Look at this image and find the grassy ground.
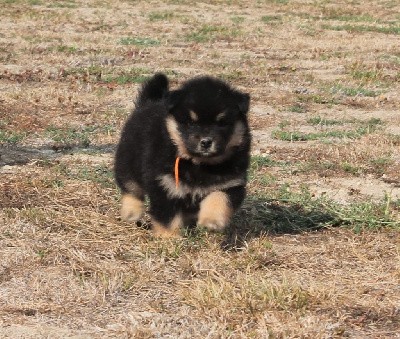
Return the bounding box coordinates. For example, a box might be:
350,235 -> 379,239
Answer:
1,0 -> 399,337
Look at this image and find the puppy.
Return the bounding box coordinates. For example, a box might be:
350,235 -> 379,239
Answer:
114,73 -> 251,237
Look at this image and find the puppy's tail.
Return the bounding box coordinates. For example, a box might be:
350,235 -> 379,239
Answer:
136,73 -> 169,106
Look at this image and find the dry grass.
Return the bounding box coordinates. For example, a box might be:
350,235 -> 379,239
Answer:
1,0 -> 400,337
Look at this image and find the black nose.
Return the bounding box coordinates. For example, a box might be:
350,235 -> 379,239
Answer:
200,137 -> 213,150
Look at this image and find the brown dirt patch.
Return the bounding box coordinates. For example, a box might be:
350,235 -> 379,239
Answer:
1,0 -> 400,337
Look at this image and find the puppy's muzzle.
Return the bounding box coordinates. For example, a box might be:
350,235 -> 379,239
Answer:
200,137 -> 213,151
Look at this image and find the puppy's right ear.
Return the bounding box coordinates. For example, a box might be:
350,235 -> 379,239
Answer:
236,92 -> 250,115
168,90 -> 183,110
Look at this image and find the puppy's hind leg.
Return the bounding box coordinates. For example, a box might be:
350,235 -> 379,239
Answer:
120,181 -> 145,222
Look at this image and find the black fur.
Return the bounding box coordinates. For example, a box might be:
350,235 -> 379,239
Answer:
115,73 -> 251,234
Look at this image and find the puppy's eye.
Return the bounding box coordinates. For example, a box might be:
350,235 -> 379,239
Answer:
216,112 -> 227,125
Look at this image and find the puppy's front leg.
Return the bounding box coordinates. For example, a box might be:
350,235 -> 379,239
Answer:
120,180 -> 145,222
152,213 -> 183,238
121,193 -> 144,222
198,186 -> 246,232
198,191 -> 232,232
149,188 -> 182,238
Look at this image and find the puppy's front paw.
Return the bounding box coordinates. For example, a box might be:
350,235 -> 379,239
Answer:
198,191 -> 232,232
151,214 -> 182,238
198,216 -> 227,232
121,194 -> 144,222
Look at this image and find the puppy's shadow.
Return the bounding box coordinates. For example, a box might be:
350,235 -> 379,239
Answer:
0,144 -> 115,167
222,196 -> 339,250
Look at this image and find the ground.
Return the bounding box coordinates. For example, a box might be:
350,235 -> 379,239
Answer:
0,0 -> 399,338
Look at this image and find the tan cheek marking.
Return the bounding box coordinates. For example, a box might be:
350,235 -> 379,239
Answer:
121,193 -> 144,222
216,112 -> 226,122
190,110 -> 198,122
198,191 -> 233,232
226,121 -> 246,148
151,213 -> 182,238
165,116 -> 191,159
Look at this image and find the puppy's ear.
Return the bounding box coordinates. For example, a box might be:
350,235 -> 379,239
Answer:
136,73 -> 169,106
235,92 -> 250,115
168,90 -> 183,110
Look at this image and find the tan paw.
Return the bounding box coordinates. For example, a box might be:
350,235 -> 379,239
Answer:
151,214 -> 182,238
197,191 -> 232,232
121,194 -> 144,222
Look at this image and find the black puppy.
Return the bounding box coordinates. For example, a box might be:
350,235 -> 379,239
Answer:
115,73 -> 251,237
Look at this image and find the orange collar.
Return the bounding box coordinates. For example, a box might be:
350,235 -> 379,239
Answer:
174,157 -> 180,188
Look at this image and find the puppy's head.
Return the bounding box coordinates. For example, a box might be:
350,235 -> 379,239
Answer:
165,76 -> 250,162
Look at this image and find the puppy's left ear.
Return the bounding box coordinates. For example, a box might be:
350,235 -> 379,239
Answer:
235,92 -> 250,115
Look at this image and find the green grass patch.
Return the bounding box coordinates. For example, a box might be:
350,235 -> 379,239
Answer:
3,0 -> 44,4
347,62 -> 385,84
54,45 -> 79,54
0,0 -> 42,3
319,50 -> 348,61
0,118 -> 27,144
185,24 -> 240,43
250,155 -> 276,171
272,130 -> 340,141
379,53 -> 400,64
148,11 -> 175,21
234,186 -> 338,235
249,156 -> 275,175
297,93 -> 339,105
350,69 -> 382,82
307,116 -> 347,126
321,11 -> 378,23
369,157 -> 393,175
322,24 -> 400,35
45,126 -> 95,148
61,65 -> 102,78
73,164 -> 115,188
272,118 -> 383,142
230,16 -> 245,24
46,161 -> 115,189
289,104 -> 307,113
61,66 -> 151,85
217,70 -> 245,81
248,156 -> 281,189
334,196 -> 399,232
330,84 -> 380,97
103,67 -> 150,85
281,128 -> 363,141
119,37 -> 160,46
0,130 -> 26,144
234,181 -> 399,237
341,162 -> 360,175
103,74 -> 148,85
261,15 -> 282,24
47,0 -> 76,8
269,0 -> 288,4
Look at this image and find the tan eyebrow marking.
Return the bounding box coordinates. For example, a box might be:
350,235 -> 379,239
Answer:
216,112 -> 226,122
189,110 -> 198,121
